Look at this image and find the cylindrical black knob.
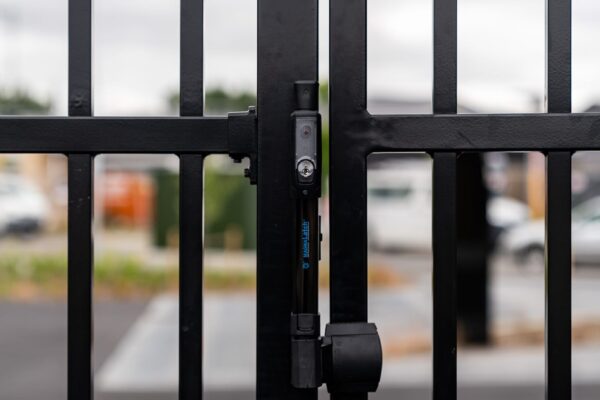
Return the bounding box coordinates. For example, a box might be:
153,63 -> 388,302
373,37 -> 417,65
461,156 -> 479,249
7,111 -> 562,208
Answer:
322,322 -> 383,394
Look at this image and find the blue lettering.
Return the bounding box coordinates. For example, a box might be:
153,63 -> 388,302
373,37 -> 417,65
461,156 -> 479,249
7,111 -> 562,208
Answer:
301,220 -> 310,265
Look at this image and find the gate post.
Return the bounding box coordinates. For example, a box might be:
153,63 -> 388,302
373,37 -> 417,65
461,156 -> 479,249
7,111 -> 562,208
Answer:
256,0 -> 318,399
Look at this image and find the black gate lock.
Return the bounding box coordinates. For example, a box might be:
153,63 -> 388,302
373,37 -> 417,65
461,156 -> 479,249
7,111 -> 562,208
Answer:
290,81 -> 382,394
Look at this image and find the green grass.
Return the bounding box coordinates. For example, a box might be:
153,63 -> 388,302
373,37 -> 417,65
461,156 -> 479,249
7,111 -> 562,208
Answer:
0,254 -> 256,300
0,253 -> 405,301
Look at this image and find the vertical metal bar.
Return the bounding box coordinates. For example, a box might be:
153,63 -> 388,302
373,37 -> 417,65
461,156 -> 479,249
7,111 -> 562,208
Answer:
179,154 -> 204,400
449,0 -> 488,346
330,0 -> 367,115
433,0 -> 457,399
179,1 -> 204,398
457,154 -> 489,345
257,0 -> 318,398
69,0 -> 93,117
432,153 -> 457,400
545,0 -> 572,399
545,152 -> 571,400
68,154 -> 94,400
329,154 -> 368,326
180,0 -> 204,116
68,1 -> 93,399
329,1 -> 368,399
329,0 -> 368,329
546,0 -> 571,114
449,0 -> 488,341
433,0 -> 457,114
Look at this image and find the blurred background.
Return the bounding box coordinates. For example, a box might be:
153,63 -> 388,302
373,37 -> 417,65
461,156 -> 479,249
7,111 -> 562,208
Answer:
1,0 -> 600,399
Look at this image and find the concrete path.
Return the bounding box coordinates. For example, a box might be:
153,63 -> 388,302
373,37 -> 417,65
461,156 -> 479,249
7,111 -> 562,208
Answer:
96,283 -> 600,399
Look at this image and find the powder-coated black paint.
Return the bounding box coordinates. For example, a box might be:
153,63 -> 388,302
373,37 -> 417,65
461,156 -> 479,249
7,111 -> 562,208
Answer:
1,0 -> 579,398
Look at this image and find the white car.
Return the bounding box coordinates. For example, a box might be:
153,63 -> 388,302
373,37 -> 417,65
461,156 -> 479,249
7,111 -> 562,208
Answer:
501,197 -> 600,265
367,161 -> 529,252
0,175 -> 50,236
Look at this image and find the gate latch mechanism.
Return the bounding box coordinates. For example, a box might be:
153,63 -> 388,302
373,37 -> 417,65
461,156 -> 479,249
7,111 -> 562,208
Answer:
291,317 -> 383,394
228,106 -> 258,184
290,81 -> 383,394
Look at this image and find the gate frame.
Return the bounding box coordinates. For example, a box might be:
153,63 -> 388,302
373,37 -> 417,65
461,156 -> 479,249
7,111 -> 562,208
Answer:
0,0 -> 578,399
329,0 -> 572,399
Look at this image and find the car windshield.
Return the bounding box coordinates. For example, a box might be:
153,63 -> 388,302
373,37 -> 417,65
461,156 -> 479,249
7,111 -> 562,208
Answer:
572,199 -> 600,222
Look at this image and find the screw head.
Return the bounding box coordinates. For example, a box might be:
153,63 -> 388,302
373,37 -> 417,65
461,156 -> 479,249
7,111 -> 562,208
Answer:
301,125 -> 312,138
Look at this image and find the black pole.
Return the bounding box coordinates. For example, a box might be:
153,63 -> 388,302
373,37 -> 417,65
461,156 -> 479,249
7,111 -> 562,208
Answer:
457,153 -> 489,344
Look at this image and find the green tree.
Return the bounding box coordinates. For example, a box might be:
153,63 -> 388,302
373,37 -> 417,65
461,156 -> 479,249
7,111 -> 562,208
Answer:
168,88 -> 256,114
0,90 -> 51,115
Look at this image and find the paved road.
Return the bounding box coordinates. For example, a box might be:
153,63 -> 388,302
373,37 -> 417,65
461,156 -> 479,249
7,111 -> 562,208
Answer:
2,296 -> 600,400
0,301 -> 146,400
4,250 -> 600,399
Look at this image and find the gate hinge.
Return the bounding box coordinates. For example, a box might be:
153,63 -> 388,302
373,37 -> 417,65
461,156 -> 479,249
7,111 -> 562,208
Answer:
291,315 -> 383,394
228,106 -> 258,184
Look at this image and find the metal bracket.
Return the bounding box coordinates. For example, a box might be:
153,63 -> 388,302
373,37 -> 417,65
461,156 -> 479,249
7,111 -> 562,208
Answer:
228,106 -> 258,184
291,314 -> 322,388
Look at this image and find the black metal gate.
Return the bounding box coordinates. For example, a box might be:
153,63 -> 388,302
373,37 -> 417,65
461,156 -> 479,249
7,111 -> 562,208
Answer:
0,0 -> 584,399
330,1 -> 573,400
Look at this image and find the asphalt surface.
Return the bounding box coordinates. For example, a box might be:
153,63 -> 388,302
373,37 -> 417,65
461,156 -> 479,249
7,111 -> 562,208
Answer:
3,250 -> 600,399
2,298 -> 600,400
0,301 -> 146,400
96,386 -> 600,400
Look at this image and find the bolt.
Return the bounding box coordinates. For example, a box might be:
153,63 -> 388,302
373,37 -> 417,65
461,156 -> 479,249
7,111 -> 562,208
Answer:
302,125 -> 312,137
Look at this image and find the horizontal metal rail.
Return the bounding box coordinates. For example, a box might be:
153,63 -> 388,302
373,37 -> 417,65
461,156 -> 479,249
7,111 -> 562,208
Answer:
330,112 -> 600,153
3,112 -> 600,154
0,117 -> 229,153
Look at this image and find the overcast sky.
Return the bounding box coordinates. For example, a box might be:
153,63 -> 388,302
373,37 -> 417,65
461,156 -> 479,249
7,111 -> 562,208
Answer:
1,0 -> 600,115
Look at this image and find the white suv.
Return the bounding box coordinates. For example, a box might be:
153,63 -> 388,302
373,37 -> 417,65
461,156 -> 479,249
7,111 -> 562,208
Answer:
0,175 -> 49,236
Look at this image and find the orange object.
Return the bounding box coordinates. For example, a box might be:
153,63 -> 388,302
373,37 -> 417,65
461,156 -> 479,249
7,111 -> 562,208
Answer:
101,172 -> 154,227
